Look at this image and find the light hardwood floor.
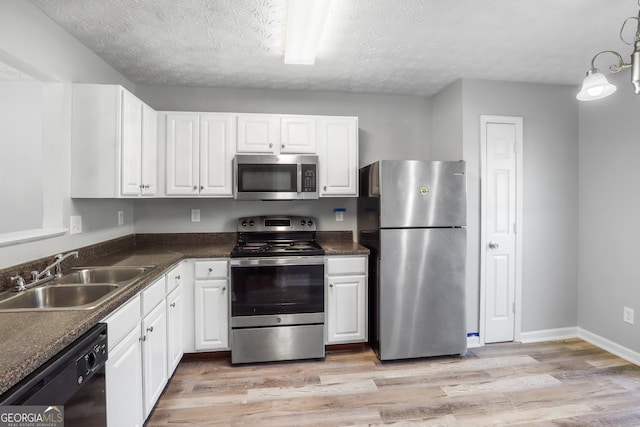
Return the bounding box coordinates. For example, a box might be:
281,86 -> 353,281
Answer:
146,339 -> 640,426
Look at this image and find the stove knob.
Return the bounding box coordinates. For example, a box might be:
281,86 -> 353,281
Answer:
241,221 -> 247,227
300,220 -> 306,226
307,220 -> 313,226
249,220 -> 255,227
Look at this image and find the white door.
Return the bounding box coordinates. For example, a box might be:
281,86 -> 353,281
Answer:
326,275 -> 366,344
317,117 -> 358,196
281,116 -> 317,153
166,113 -> 200,195
106,327 -> 144,427
481,116 -> 522,344
236,114 -> 279,153
166,286 -> 183,377
141,302 -> 168,418
140,104 -> 158,196
120,89 -> 143,196
200,113 -> 235,196
194,279 -> 229,351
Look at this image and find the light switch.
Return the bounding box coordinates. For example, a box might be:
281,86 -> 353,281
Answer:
70,215 -> 82,235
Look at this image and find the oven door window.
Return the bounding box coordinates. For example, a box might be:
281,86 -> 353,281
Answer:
231,264 -> 324,316
237,164 -> 297,192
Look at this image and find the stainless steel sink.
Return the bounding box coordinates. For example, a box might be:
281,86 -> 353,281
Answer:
0,265 -> 155,312
0,284 -> 119,311
55,266 -> 152,285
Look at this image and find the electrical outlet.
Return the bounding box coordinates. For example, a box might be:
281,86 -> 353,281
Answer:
118,211 -> 124,226
191,209 -> 200,223
624,307 -> 635,324
69,215 -> 82,235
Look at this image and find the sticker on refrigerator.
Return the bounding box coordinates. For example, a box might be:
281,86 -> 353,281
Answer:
420,186 -> 430,194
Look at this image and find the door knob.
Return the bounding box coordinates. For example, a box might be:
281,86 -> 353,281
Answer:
488,241 -> 499,249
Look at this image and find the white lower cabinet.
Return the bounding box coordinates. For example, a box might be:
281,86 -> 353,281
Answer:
103,262 -> 184,427
166,285 -> 183,376
194,259 -> 229,351
105,310 -> 144,427
141,300 -> 168,418
326,256 -> 368,344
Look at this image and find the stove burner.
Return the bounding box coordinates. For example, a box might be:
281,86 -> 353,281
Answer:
231,215 -> 325,258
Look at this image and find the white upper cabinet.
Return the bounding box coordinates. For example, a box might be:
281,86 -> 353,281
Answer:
200,114 -> 236,196
280,116 -> 317,153
236,114 -> 317,154
165,112 -> 235,197
318,117 -> 359,197
236,114 -> 280,153
71,84 -> 157,198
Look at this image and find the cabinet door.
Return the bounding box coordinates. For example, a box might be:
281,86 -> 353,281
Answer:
121,89 -> 144,196
106,327 -> 143,427
141,104 -> 158,196
327,275 -> 366,344
142,302 -> 168,418
236,114 -> 279,153
166,113 -> 200,195
194,279 -> 229,351
318,117 -> 358,196
166,286 -> 183,377
200,113 -> 236,196
281,116 -> 317,153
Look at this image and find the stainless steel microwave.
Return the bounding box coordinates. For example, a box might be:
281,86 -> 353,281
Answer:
233,154 -> 319,200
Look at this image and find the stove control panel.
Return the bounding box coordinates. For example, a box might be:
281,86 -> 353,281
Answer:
237,216 -> 317,232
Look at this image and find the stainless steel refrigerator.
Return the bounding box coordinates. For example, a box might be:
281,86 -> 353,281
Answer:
358,160 -> 467,360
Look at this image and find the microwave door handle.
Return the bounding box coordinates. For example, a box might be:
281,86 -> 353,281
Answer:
297,163 -> 302,193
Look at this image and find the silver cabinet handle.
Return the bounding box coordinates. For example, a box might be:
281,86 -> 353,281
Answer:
193,185 -> 198,190
269,143 -> 273,148
281,144 -> 285,149
208,268 -> 213,272
147,326 -> 154,333
329,283 -> 334,287
488,241 -> 499,249
175,275 -> 181,280
222,286 -> 226,292
323,186 -> 327,191
170,302 -> 176,308
200,185 -> 204,190
141,335 -> 146,342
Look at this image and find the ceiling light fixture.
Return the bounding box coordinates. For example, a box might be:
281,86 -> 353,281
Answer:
284,0 -> 333,65
577,0 -> 640,101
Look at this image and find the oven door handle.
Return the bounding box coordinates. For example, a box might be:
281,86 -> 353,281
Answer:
230,256 -> 325,267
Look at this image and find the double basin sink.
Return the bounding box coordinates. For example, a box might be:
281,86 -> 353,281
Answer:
0,266 -> 155,311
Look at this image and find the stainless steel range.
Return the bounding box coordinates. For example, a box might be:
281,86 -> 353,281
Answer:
230,216 -> 325,364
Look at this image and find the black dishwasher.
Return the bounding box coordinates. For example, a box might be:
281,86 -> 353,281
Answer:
0,323 -> 108,427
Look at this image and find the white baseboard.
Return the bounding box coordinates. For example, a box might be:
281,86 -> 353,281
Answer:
519,327 -> 578,343
578,327 -> 640,366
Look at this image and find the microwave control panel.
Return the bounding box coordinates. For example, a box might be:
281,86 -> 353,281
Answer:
302,164 -> 317,193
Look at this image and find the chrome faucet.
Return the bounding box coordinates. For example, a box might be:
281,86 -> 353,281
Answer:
12,251 -> 79,292
36,251 -> 79,280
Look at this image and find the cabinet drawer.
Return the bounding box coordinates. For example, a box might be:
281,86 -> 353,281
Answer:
165,264 -> 183,294
194,260 -> 227,279
141,277 -> 166,316
327,256 -> 366,275
103,294 -> 141,348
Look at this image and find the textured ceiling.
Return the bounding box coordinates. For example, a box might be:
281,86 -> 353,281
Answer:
29,0 -> 639,96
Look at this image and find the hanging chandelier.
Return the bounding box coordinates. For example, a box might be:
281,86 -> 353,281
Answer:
576,0 -> 640,101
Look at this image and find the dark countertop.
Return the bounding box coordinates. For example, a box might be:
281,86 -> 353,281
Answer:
0,234 -> 367,395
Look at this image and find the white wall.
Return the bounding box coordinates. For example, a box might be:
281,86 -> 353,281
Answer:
133,85 -> 433,234
0,1 -> 134,268
462,79 -> 579,334
578,71 -> 640,353
431,80 -> 463,161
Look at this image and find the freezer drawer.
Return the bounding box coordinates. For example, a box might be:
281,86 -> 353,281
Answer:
377,227 -> 467,360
